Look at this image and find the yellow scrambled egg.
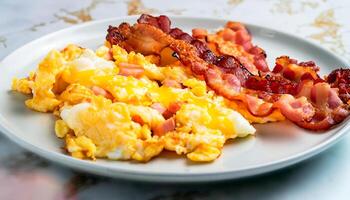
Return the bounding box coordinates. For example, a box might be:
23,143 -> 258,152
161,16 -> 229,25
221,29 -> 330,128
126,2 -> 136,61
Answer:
12,44 -> 255,162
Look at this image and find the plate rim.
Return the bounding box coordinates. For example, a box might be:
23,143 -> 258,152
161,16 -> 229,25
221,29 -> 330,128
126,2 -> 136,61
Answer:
0,15 -> 349,182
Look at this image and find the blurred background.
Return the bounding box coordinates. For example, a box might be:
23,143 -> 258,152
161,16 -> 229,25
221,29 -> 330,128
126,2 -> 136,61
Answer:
1,0 -> 350,199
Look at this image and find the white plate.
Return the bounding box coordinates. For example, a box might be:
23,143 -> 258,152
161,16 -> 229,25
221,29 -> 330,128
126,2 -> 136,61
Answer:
0,16 -> 349,182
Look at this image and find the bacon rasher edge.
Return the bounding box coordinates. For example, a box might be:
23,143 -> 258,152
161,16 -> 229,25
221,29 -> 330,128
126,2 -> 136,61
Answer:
106,14 -> 350,131
193,22 -> 269,75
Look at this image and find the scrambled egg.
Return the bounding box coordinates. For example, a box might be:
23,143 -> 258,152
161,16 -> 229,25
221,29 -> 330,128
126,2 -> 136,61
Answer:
12,44 -> 256,162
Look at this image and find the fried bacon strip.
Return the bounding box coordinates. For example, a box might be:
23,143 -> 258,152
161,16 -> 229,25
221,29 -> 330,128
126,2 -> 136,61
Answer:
248,56 -> 349,130
327,69 -> 350,104
106,14 -> 350,131
195,22 -> 269,75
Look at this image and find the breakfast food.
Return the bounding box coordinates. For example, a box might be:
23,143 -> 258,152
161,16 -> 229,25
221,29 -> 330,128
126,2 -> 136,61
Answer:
12,14 -> 349,163
12,44 -> 255,162
106,14 -> 349,130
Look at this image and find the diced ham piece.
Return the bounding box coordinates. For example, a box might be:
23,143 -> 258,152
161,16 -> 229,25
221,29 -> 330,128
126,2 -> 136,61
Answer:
118,62 -> 145,78
118,62 -> 142,68
162,79 -> 182,88
153,117 -> 176,136
150,103 -> 167,114
91,86 -> 114,100
163,102 -> 183,119
132,115 -> 145,125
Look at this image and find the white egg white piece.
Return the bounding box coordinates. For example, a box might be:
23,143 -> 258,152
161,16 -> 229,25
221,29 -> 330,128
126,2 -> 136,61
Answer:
70,49 -> 115,71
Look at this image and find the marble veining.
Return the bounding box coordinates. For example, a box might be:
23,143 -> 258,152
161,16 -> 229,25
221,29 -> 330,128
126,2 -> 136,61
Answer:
309,9 -> 347,58
127,0 -> 157,15
270,0 -> 321,15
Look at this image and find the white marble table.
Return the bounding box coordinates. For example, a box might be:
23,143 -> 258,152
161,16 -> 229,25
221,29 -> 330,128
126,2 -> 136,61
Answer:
1,0 -> 350,199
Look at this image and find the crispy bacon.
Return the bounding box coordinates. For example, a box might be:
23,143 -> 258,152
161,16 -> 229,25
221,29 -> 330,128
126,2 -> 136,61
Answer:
245,74 -> 298,95
107,22 -> 171,55
275,95 -> 315,123
244,94 -> 275,117
204,22 -> 269,74
214,56 -> 252,84
192,28 -> 208,39
271,58 -> 349,130
295,107 -> 349,131
106,14 -> 350,131
204,67 -> 242,99
274,56 -> 320,81
326,68 -> 350,104
138,14 -> 171,33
